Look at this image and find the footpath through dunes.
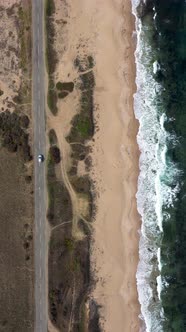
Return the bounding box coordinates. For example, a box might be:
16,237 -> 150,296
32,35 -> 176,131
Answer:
45,0 -> 100,331
0,1 -> 34,331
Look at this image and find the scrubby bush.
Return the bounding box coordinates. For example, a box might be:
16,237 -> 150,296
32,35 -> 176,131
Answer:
58,91 -> 68,99
48,129 -> 57,145
49,146 -> 61,164
20,115 -> 30,128
0,111 -> 32,161
56,81 -> 74,92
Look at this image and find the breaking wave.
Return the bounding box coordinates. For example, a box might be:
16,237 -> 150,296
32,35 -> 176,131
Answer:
131,1 -> 180,331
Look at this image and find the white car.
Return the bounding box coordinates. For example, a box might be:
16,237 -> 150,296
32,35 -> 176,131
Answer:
38,154 -> 44,163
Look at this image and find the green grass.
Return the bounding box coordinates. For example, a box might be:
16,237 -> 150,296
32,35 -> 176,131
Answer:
67,110 -> 93,143
18,6 -> 31,71
45,0 -> 58,114
45,0 -> 56,74
76,117 -> 91,138
47,79 -> 58,115
46,0 -> 55,17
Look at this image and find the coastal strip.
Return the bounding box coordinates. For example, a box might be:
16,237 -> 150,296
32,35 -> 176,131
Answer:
91,0 -> 141,331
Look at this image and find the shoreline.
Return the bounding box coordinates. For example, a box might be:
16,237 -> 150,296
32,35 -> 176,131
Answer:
91,0 -> 141,331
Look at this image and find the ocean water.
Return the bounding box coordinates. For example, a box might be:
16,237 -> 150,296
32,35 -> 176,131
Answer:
132,0 -> 186,331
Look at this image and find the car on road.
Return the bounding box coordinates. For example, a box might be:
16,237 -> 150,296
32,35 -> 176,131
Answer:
38,154 -> 44,163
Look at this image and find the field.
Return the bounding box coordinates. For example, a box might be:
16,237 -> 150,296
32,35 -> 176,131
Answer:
0,1 -> 34,330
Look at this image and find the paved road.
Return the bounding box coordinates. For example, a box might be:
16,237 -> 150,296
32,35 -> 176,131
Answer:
32,1 -> 47,331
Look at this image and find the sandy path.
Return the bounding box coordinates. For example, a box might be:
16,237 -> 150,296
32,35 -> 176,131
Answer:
90,1 -> 141,331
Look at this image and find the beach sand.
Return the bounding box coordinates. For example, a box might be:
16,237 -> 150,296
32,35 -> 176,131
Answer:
90,1 -> 141,331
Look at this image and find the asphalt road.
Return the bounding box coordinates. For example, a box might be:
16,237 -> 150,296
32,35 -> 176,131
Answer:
32,0 -> 47,331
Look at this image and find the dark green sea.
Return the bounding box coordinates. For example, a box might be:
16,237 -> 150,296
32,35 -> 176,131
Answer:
132,0 -> 186,331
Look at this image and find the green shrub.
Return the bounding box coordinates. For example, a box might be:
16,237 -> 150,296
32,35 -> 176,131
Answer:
47,79 -> 58,115
56,81 -> 74,92
48,129 -> 57,145
0,111 -> 32,161
64,238 -> 74,251
49,146 -> 61,164
46,0 -> 55,17
58,91 -> 69,99
20,115 -> 30,128
74,55 -> 95,72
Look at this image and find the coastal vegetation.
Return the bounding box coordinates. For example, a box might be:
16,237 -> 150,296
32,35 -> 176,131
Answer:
45,1 -> 101,328
0,2 -> 34,330
0,111 -> 32,161
46,49 -> 100,331
47,130 -> 93,330
45,0 -> 58,115
67,68 -> 95,144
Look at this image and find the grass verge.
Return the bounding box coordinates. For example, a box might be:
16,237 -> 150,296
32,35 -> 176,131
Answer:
45,0 -> 58,115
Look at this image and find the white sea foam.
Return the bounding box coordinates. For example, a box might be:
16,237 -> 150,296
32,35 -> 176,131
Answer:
153,60 -> 160,74
157,275 -> 162,300
131,1 -> 180,331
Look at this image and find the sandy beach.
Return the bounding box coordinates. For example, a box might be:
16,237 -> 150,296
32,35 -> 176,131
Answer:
90,1 -> 141,331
